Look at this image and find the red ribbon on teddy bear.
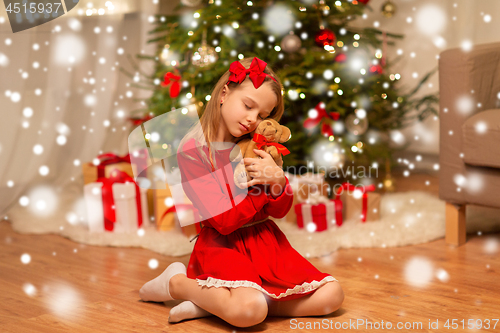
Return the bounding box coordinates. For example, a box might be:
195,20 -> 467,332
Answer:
252,133 -> 290,156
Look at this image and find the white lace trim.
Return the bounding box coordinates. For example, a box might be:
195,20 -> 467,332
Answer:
196,275 -> 338,299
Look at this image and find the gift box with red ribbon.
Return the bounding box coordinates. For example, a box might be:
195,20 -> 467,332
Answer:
154,186 -> 176,232
334,182 -> 381,224
84,169 -> 148,233
294,199 -> 343,232
283,172 -> 330,224
82,152 -> 147,185
152,175 -> 202,238
155,191 -> 203,237
163,203 -> 202,239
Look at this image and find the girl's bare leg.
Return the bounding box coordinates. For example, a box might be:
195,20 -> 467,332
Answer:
169,274 -> 268,328
266,281 -> 344,317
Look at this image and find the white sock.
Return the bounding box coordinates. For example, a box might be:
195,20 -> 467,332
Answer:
168,301 -> 212,323
139,262 -> 186,302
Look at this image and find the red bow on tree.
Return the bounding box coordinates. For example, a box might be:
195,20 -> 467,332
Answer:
252,133 -> 290,156
369,64 -> 383,74
335,53 -> 347,63
161,71 -> 181,98
227,57 -> 277,89
303,102 -> 340,137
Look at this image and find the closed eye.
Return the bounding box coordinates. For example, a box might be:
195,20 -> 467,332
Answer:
244,103 -> 265,119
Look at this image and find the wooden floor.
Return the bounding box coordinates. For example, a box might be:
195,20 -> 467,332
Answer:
1,172 -> 499,332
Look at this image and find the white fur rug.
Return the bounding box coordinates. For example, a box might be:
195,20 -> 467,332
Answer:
7,182 -> 500,258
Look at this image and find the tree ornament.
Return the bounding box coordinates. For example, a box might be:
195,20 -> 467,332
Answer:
381,0 -> 397,18
181,0 -> 203,7
318,3 -> 329,12
335,53 -> 347,63
192,29 -> 218,67
281,33 -> 302,53
345,113 -> 368,135
304,102 -> 340,137
314,28 -> 336,47
192,44 -> 217,67
369,64 -> 383,74
316,0 -> 330,13
161,70 -> 181,98
357,0 -> 370,4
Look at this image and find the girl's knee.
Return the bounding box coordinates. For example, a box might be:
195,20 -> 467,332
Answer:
227,291 -> 268,327
331,281 -> 344,307
318,281 -> 344,315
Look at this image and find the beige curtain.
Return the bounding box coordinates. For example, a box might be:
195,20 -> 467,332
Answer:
0,0 -> 159,216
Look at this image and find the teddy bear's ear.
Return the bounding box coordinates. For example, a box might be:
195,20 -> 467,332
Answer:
278,125 -> 291,143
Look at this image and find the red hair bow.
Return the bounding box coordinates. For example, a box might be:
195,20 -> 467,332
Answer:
227,57 -> 277,89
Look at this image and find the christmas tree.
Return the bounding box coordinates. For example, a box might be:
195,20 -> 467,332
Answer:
121,0 -> 438,186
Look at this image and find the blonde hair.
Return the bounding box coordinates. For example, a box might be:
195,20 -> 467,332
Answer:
178,58 -> 285,170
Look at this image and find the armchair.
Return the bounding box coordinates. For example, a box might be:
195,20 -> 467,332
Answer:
439,42 -> 500,246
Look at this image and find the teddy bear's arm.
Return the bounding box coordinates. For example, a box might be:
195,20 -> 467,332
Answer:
229,140 -> 251,162
265,146 -> 280,161
275,154 -> 283,168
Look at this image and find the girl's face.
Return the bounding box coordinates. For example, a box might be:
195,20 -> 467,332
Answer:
217,78 -> 278,142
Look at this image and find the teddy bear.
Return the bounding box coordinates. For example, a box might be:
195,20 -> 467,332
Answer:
229,118 -> 291,189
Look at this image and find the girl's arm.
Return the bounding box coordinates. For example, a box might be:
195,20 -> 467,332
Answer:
263,176 -> 294,219
269,170 -> 286,198
178,142 -> 270,235
240,149 -> 294,219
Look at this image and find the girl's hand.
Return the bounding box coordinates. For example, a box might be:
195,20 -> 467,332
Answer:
241,149 -> 285,188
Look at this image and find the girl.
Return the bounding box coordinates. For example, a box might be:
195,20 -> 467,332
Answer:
139,57 -> 344,327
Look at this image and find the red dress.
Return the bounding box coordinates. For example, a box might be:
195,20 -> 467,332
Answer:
178,138 -> 337,301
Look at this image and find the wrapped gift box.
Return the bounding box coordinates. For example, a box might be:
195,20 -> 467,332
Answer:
154,186 -> 176,231
152,170 -> 202,237
294,199 -> 342,232
84,172 -> 148,233
284,172 -> 330,224
83,161 -> 134,185
172,203 -> 202,239
82,153 -> 137,185
339,192 -> 380,222
155,191 -> 202,237
336,183 -> 381,222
